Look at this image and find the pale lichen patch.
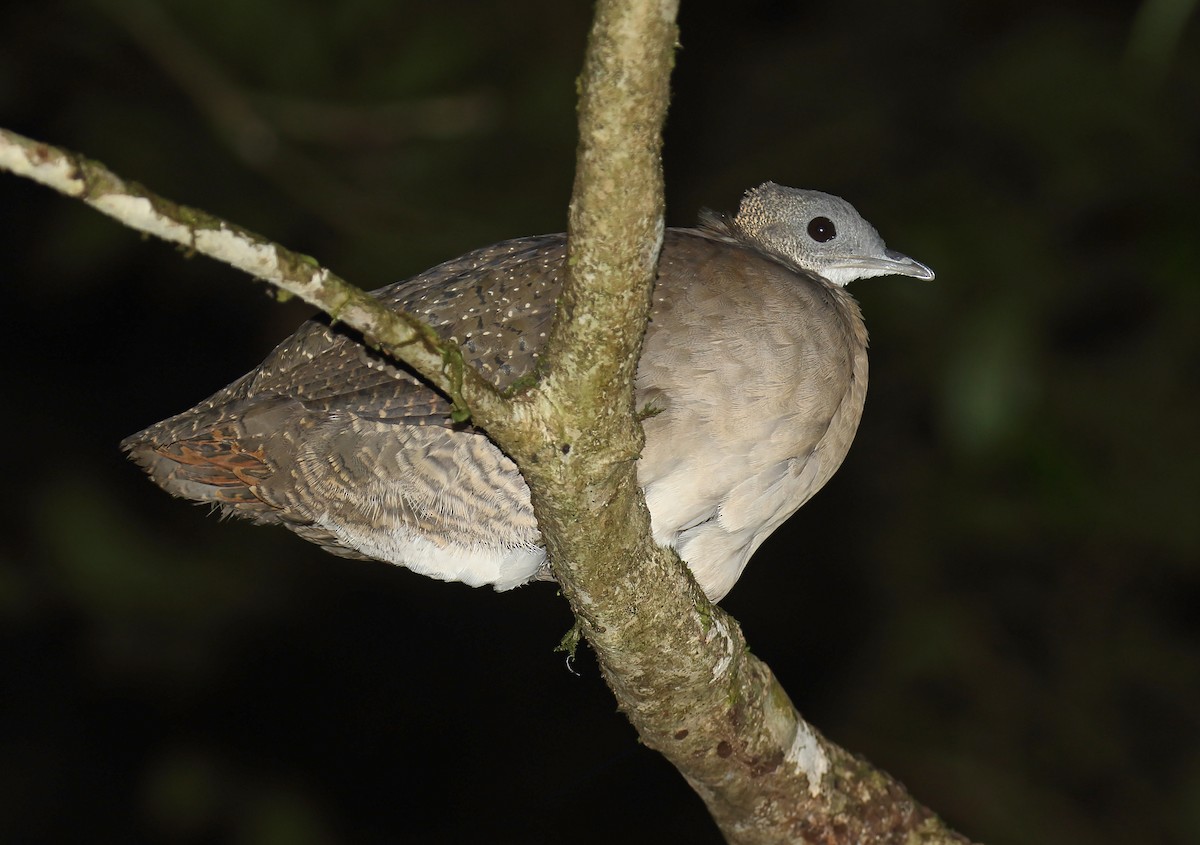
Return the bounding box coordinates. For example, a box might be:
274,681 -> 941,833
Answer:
195,226 -> 281,279
0,136 -> 84,194
92,194 -> 190,244
704,613 -> 735,680
785,720 -> 829,797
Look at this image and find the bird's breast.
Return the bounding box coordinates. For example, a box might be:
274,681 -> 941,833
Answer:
635,233 -> 869,555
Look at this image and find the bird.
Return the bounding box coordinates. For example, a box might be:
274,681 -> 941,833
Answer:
123,183 -> 933,601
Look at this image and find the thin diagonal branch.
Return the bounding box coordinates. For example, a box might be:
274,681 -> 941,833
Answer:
0,126 -> 504,425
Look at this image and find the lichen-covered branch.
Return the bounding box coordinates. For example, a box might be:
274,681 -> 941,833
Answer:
0,126 -> 504,425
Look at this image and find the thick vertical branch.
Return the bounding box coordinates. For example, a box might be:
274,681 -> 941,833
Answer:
486,0 -> 685,630
476,3 -> 979,844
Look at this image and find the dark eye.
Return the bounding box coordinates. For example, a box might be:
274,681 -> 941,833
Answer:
807,216 -> 836,243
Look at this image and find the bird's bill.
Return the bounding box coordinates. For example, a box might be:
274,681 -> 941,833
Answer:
834,250 -> 936,281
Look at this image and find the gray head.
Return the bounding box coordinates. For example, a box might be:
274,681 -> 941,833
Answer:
732,182 -> 934,287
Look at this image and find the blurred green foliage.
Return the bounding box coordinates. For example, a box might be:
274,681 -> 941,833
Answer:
1,1 -> 1197,843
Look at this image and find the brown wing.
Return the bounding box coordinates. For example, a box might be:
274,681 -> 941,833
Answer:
121,234 -> 567,550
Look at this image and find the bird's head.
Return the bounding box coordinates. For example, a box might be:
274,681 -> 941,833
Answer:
732,182 -> 935,287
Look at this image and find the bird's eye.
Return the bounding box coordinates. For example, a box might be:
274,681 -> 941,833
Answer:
807,216 -> 836,243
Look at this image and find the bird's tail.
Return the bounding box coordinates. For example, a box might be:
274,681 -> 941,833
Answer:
120,371 -> 283,515
122,421 -> 274,511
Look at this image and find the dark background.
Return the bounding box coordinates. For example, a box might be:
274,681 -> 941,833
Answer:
2,1 -> 1198,843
